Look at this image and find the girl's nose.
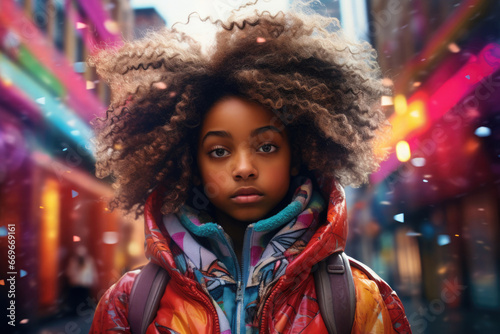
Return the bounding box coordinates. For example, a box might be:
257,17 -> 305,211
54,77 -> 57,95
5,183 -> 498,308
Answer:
232,151 -> 257,180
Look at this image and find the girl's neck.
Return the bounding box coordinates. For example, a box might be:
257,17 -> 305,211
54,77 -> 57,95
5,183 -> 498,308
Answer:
215,210 -> 248,262
213,193 -> 292,262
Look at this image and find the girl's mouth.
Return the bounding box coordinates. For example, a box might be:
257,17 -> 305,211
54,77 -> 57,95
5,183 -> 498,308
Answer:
230,187 -> 264,204
230,194 -> 264,204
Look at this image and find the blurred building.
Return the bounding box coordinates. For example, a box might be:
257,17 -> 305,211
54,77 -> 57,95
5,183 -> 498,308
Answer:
343,0 -> 500,332
0,0 -> 137,331
133,7 -> 166,39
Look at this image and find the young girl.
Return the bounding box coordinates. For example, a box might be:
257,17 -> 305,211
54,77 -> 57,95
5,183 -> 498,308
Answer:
89,4 -> 411,334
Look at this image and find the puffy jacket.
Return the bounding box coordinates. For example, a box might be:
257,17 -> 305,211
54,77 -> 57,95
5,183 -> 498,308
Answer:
90,178 -> 411,333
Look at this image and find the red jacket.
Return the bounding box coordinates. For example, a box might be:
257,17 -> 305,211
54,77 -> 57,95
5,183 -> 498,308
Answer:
90,179 -> 411,333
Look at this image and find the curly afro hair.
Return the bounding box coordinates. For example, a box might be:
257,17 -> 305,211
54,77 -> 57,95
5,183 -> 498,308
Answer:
89,6 -> 389,217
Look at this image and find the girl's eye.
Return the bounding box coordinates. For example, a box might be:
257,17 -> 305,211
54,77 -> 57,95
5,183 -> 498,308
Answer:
209,148 -> 230,158
258,144 -> 277,153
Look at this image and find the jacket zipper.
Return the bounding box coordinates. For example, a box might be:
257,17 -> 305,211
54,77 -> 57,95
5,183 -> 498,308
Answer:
216,225 -> 244,334
188,281 -> 220,333
236,224 -> 253,334
260,278 -> 285,333
217,225 -> 255,334
236,279 -> 243,334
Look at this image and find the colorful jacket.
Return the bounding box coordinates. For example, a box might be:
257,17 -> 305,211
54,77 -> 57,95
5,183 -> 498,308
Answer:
90,177 -> 411,333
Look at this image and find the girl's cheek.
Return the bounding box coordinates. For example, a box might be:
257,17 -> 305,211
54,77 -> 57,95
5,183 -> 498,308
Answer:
202,168 -> 232,192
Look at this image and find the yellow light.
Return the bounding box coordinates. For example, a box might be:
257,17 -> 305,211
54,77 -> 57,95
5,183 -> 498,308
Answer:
396,141 -> 411,162
128,242 -> 142,256
394,94 -> 407,115
104,20 -> 119,34
39,178 -> 60,307
1,77 -> 13,87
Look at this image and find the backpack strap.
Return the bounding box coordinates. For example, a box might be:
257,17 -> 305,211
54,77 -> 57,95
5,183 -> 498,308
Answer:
313,251 -> 356,334
128,262 -> 170,334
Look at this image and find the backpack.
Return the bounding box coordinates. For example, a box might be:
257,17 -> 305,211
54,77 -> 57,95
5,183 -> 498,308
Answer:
128,251 -> 356,334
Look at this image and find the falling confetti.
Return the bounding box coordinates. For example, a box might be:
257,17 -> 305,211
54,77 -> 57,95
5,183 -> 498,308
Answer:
437,235 -> 450,246
465,75 -> 470,79
0,280 -> 4,285
73,235 -> 81,242
394,213 -> 405,223
475,126 -> 491,137
36,97 -> 46,105
0,226 -> 7,236
20,270 -> 27,277
256,37 -> 266,43
72,190 -> 79,198
448,42 -> 460,53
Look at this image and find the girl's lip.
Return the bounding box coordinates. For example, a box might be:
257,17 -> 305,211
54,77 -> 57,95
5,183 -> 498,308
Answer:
230,194 -> 264,204
231,187 -> 263,197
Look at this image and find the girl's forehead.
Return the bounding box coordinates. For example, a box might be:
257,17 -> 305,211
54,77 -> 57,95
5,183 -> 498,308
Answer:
200,96 -> 284,134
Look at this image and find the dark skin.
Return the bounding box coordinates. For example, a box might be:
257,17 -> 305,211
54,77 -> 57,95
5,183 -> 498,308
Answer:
196,96 -> 297,260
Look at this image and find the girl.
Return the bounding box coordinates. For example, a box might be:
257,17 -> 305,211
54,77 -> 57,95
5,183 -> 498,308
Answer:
89,4 -> 411,334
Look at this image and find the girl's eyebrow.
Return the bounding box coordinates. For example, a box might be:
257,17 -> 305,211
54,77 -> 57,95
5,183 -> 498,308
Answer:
201,130 -> 232,144
250,125 -> 283,137
201,126 -> 283,144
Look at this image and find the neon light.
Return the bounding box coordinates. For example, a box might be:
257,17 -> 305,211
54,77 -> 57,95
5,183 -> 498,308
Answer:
381,96 -> 393,106
394,0 -> 488,94
0,1 -> 107,121
372,43 -> 500,183
396,141 -> 411,162
39,178 -> 60,307
394,94 -> 407,115
0,54 -> 94,154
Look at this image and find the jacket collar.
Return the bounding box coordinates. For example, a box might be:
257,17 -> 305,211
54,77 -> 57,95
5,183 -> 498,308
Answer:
143,176 -> 347,281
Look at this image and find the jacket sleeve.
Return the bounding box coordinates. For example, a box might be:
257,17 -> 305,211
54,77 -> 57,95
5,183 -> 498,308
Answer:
90,270 -> 139,334
349,261 -> 411,334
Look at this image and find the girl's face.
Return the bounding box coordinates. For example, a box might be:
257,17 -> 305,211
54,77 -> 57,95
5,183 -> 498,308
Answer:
197,96 -> 293,223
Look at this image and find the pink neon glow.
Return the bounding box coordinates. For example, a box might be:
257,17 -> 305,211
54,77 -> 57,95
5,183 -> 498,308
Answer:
372,43 -> 500,184
0,1 -> 107,121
